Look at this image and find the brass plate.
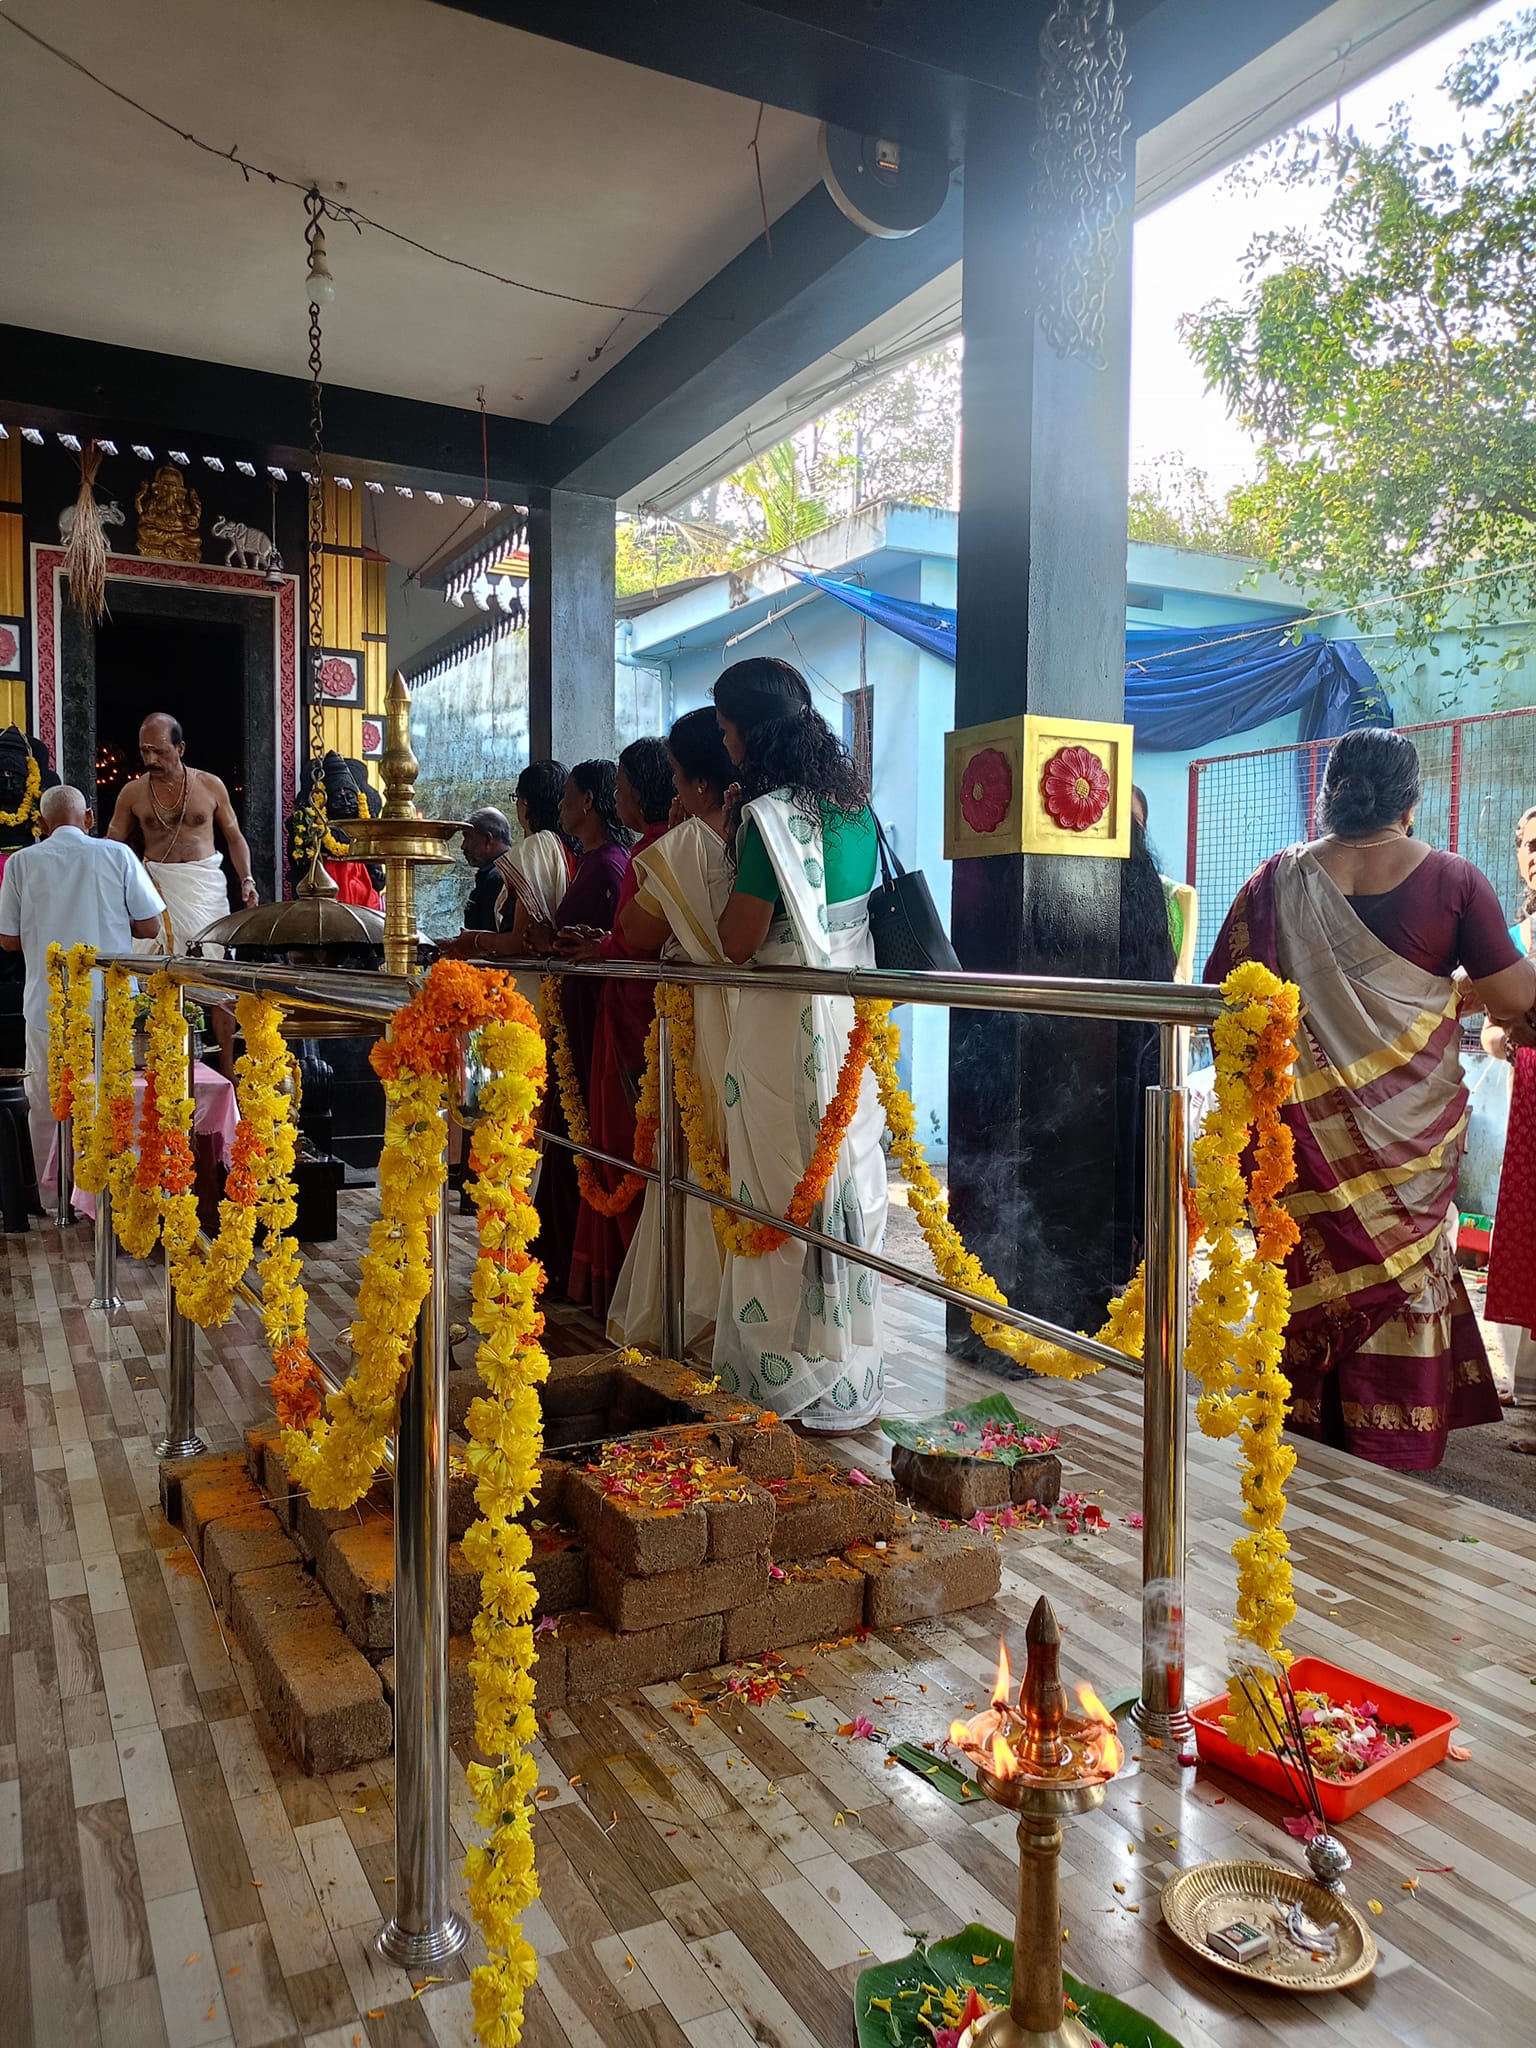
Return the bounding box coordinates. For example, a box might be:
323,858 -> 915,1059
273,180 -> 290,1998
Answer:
1160,1860 -> 1378,1993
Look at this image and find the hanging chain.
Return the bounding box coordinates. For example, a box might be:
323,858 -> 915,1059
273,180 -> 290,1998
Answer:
304,189 -> 328,822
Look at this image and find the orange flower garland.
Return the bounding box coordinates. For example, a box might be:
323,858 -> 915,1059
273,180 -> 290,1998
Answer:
539,979 -> 660,1218
736,1004 -> 877,1257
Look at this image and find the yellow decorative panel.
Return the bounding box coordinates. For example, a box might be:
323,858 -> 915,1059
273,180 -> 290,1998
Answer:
315,480 -> 373,760
944,714 -> 1133,861
0,681 -> 26,731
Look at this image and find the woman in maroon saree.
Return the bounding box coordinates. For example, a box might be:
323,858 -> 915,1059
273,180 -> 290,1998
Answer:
533,761 -> 633,1300
558,739 -> 676,1318
1207,730 -> 1536,1471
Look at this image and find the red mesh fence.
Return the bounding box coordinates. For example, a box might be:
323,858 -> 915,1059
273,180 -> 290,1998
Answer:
1187,707 -> 1536,946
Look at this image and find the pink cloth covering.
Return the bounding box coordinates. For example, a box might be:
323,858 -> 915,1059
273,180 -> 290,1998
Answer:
46,1061 -> 238,1218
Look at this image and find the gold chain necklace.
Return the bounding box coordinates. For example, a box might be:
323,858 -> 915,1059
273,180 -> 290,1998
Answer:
147,766 -> 189,831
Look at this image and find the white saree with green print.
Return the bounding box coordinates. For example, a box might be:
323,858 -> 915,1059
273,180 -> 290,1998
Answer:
712,791 -> 888,1428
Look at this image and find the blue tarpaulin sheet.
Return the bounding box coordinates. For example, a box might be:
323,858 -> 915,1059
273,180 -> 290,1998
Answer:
787,569 -> 1388,748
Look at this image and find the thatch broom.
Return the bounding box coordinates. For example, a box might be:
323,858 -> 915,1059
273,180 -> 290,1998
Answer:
62,442 -> 110,622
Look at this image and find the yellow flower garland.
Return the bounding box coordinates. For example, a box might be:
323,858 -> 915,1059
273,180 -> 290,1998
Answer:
856,967 -> 1301,1684
157,990 -> 303,1329
539,975 -> 664,1216
78,964 -> 136,1199
0,751 -> 41,831
46,940 -> 98,1125
652,979 -> 880,1260
458,997 -> 548,2048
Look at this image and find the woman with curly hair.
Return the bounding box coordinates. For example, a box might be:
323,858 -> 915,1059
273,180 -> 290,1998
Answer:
557,738 -> 676,1315
709,657 -> 887,1430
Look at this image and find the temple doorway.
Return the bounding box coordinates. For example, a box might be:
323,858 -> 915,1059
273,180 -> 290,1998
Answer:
48,561 -> 287,897
92,615 -> 246,868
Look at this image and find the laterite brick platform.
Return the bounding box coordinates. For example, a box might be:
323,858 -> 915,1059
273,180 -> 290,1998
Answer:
161,1350 -> 1013,1772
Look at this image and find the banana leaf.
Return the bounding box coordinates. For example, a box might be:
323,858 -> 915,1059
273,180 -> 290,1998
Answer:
855,1924 -> 1183,2048
880,1394 -> 1056,1467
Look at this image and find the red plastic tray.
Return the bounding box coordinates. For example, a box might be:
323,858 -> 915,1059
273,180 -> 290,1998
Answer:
1190,1656 -> 1459,1821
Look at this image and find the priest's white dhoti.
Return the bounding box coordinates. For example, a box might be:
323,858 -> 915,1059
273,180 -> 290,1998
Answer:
135,854 -> 231,957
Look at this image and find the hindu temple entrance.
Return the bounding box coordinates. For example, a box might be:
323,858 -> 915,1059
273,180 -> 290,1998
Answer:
50,565 -> 285,896
92,612 -> 245,865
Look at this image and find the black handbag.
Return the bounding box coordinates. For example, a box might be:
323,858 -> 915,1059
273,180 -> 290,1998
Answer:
866,814 -> 962,973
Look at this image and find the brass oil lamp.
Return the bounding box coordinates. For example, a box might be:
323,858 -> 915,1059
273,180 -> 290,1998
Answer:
947,1597 -> 1124,2048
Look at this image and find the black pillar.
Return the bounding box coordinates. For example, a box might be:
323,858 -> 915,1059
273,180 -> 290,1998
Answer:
947,91 -> 1133,1336
528,487 -> 617,767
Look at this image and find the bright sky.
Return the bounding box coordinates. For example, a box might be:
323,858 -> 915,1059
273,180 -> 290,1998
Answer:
1128,0 -> 1530,493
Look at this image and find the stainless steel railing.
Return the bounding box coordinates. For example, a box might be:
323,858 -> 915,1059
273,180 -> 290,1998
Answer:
90,949 -> 1215,1961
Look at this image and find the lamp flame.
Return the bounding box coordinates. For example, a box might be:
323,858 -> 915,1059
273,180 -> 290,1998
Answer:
1076,1685 -> 1124,1776
990,1638 -> 1013,1708
991,1733 -> 1018,1780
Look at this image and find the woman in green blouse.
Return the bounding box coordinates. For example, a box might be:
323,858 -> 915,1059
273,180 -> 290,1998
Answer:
709,658 -> 888,1431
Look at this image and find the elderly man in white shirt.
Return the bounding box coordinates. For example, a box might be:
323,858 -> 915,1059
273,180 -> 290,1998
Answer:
0,784 -> 166,1182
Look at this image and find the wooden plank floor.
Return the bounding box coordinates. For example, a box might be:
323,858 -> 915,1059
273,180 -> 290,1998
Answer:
3,1204 -> 1535,2048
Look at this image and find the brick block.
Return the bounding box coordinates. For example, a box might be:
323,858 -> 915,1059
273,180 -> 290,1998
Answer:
543,1353 -> 619,1420
446,1367 -> 481,1437
848,1474 -> 899,1545
770,1473 -> 858,1561
382,1635 -> 478,1745
243,1422 -> 283,1484
563,1611 -> 723,1703
237,1566 -> 392,1775
319,1522 -> 396,1653
295,1493 -> 366,1567
526,1456 -> 568,1526
888,1446 -> 1011,1522
854,1526 -> 1002,1629
1009,1453 -> 1063,1510
704,1483 -> 776,1561
721,1558 -> 866,1660
162,1454 -> 266,1564
260,1441 -> 301,1531
448,1468 -> 477,1541
590,1551 -> 767,1633
202,1506 -> 297,1611
449,1542 -> 481,1636
729,1417 -> 799,1483
565,1469 -> 708,1577
530,1531 -> 587,1616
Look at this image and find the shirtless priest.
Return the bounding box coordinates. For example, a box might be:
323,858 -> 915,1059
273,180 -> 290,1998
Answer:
108,712 -> 258,1068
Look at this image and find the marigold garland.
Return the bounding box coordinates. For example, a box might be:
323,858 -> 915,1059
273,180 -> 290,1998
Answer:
45,940 -> 98,1123
0,751 -> 41,831
78,964 -> 137,1201
648,979 -> 876,1258
457,987 -> 549,2048
538,976 -> 660,1216
152,988 -> 308,1330
858,965 -> 1302,1706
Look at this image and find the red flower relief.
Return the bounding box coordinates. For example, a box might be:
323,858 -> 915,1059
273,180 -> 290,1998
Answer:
0,626 -> 18,668
1040,744 -> 1111,831
958,746 -> 1014,835
317,655 -> 357,700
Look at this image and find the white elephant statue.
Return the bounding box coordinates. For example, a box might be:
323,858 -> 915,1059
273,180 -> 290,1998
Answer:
58,500 -> 125,543
211,516 -> 275,572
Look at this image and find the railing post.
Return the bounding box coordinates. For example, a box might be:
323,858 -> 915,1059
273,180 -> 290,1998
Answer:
655,1009 -> 687,1361
1132,1021 -> 1193,1742
89,987 -> 122,1315
376,1180 -> 469,1969
54,1113 -> 76,1227
156,992 -> 205,1459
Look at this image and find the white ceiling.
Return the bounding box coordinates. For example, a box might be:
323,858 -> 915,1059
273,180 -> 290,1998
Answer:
0,0 -> 824,422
